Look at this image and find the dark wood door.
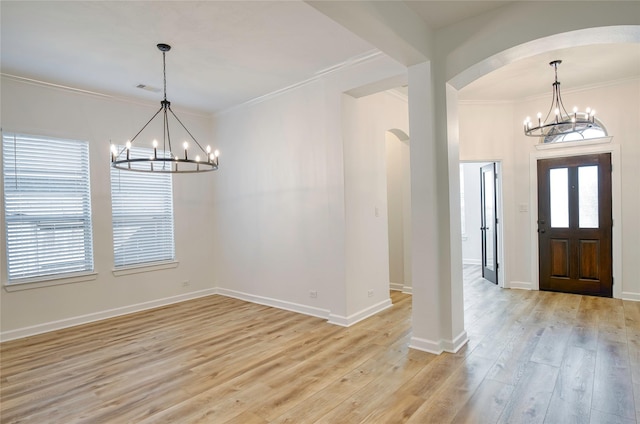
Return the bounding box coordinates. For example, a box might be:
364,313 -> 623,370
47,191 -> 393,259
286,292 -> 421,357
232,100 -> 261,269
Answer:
537,153 -> 612,297
481,163 -> 498,285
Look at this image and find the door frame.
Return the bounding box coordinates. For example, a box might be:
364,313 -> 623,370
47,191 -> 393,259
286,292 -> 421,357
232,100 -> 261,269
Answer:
528,139 -> 622,298
460,160 -> 505,288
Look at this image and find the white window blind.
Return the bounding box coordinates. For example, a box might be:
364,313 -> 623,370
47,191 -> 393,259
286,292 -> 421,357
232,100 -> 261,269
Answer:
2,133 -> 94,282
110,146 -> 175,268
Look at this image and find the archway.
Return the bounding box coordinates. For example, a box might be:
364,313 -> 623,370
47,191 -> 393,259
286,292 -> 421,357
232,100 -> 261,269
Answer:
446,26 -> 640,301
385,129 -> 411,294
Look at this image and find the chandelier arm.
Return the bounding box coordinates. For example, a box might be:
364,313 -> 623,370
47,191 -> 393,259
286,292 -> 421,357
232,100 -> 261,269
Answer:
167,106 -> 207,153
554,83 -> 570,118
163,106 -> 173,156
129,105 -> 164,145
542,84 -> 557,124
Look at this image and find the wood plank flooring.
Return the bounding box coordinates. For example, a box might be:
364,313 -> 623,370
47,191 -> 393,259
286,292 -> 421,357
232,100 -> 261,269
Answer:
1,265 -> 638,423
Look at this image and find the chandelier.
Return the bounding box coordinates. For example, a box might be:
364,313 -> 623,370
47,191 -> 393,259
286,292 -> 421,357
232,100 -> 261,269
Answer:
523,60 -> 603,141
111,43 -> 219,173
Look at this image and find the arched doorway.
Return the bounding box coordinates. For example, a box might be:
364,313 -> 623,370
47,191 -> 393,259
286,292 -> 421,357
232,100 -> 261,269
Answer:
447,26 -> 639,301
385,129 -> 411,294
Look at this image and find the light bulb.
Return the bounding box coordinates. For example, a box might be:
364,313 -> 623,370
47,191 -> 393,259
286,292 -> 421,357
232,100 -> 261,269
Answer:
586,107 -> 591,114
206,145 -> 211,153
573,106 -> 578,113
152,139 -> 158,148
214,150 -> 220,158
590,109 -> 596,116
554,108 -> 559,115
183,141 -> 188,150
195,155 -> 201,162
537,112 -> 542,119
111,144 -> 117,154
125,140 -> 132,149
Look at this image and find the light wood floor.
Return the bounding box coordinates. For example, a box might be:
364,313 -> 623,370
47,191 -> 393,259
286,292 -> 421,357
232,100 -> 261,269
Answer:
1,266 -> 639,423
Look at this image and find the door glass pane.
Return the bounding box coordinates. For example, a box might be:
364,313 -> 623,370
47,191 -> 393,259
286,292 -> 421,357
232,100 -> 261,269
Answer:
579,165 -> 599,228
483,169 -> 494,271
550,168 -> 569,228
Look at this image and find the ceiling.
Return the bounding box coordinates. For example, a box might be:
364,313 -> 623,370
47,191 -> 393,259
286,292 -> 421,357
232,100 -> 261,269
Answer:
1,1 -> 638,113
405,1 -> 511,30
459,43 -> 640,101
0,1 -> 376,114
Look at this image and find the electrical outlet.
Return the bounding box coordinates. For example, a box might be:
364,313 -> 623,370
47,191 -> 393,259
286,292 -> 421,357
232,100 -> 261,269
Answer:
309,290 -> 318,299
182,280 -> 190,287
367,289 -> 374,297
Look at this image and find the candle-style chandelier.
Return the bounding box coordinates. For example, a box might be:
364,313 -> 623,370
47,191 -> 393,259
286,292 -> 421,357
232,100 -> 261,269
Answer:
111,43 -> 219,173
523,60 -> 605,142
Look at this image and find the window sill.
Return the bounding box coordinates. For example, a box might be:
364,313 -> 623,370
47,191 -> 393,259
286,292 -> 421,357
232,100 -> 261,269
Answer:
112,260 -> 179,277
4,272 -> 98,292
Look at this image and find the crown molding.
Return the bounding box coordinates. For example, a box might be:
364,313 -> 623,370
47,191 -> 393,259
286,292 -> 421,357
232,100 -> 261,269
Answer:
217,49 -> 384,115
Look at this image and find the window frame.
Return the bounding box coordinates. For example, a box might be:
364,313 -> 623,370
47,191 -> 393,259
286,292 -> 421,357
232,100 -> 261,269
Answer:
109,145 -> 176,271
2,132 -> 95,286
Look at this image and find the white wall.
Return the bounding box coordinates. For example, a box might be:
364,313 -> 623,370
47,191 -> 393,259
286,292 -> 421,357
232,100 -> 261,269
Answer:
0,76 -> 217,339
210,79 -> 344,318
211,56 -> 407,324
458,78 -> 640,298
342,90 -> 409,316
460,162 -> 485,265
386,132 -> 405,288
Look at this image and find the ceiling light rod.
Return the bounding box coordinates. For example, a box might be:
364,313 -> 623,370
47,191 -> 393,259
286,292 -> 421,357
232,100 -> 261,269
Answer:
523,60 -> 597,138
111,43 -> 219,173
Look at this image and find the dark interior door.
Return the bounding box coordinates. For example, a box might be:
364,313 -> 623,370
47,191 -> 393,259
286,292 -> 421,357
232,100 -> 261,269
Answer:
481,163 -> 498,285
537,153 -> 612,297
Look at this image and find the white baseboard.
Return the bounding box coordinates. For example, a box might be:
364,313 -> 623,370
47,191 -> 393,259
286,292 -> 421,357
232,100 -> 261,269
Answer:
442,330 -> 469,353
390,282 -> 413,295
409,336 -> 444,354
328,298 -> 393,327
409,330 -> 468,355
0,288 -> 219,342
389,282 -> 404,292
463,259 -> 482,265
621,291 -> 640,301
508,281 -> 533,290
216,288 -> 330,320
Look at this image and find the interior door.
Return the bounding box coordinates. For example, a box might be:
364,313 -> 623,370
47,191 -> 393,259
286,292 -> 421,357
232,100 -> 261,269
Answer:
537,153 -> 612,297
481,163 -> 498,284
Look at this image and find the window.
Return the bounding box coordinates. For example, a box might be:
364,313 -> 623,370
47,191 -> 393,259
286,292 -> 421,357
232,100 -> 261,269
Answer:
544,120 -> 608,144
110,146 -> 175,268
2,132 -> 94,283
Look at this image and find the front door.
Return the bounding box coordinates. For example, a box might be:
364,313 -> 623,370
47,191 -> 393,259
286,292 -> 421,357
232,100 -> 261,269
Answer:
537,153 -> 612,297
481,163 -> 498,284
